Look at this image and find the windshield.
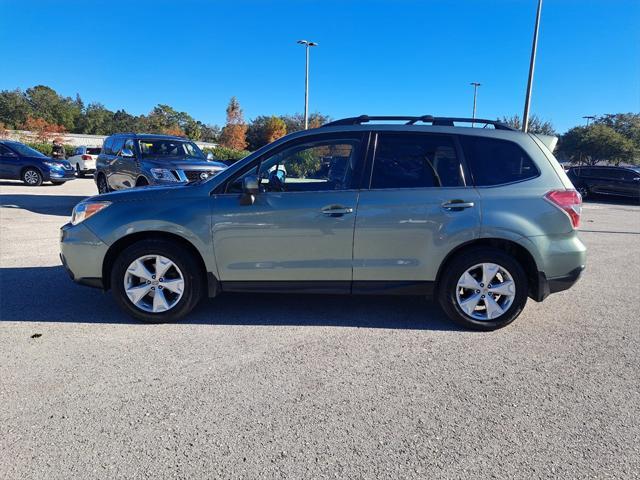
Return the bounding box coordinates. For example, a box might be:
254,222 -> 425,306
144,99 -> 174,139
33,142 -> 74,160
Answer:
138,139 -> 204,159
6,142 -> 47,158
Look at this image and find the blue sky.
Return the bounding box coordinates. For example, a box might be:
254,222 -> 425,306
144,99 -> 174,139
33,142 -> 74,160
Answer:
1,0 -> 638,133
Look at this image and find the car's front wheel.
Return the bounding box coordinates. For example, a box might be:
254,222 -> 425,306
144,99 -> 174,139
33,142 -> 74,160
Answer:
97,173 -> 110,194
438,248 -> 528,331
22,168 -> 43,186
111,239 -> 204,323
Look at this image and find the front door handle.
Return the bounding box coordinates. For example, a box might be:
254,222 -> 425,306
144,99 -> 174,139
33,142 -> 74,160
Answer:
442,200 -> 475,210
321,205 -> 354,216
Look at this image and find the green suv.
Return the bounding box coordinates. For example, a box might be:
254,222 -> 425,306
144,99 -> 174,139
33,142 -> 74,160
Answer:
60,116 -> 586,330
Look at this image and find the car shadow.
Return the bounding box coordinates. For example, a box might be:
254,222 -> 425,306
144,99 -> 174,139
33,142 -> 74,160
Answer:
0,194 -> 88,216
0,265 -> 460,331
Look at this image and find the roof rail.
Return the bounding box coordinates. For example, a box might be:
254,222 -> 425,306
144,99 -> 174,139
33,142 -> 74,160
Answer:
322,115 -> 515,131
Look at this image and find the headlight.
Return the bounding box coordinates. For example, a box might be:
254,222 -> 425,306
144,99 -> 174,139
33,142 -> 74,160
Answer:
44,161 -> 62,169
71,201 -> 111,225
150,168 -> 178,181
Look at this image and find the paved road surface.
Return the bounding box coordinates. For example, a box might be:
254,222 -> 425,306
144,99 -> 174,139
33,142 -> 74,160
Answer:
1,179 -> 639,479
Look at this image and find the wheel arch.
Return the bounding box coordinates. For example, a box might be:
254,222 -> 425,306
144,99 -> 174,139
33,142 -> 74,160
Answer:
20,165 -> 44,178
102,231 -> 214,295
434,238 -> 541,300
135,175 -> 150,186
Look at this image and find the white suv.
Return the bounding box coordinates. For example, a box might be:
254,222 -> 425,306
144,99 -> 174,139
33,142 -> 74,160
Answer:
68,146 -> 101,177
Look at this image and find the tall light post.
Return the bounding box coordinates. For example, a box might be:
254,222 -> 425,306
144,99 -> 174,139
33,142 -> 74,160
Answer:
522,0 -> 543,132
297,39 -> 318,130
582,115 -> 595,126
470,82 -> 481,126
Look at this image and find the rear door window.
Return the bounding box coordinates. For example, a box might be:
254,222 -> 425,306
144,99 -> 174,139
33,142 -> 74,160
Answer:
460,136 -> 539,186
370,133 -> 465,189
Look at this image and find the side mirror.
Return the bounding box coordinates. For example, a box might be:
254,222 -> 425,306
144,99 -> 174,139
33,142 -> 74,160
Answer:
240,174 -> 259,205
206,152 -> 215,161
121,148 -> 135,158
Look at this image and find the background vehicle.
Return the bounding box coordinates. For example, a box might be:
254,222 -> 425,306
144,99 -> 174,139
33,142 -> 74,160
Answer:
0,140 -> 75,186
61,115 -> 586,330
566,165 -> 640,199
94,133 -> 227,193
68,146 -> 101,177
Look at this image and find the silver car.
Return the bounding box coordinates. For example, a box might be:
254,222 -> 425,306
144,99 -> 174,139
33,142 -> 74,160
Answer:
60,115 -> 586,330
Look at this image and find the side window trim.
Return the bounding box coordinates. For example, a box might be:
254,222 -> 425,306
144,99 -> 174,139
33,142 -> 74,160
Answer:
217,132 -> 367,194
366,131 -> 469,190
460,135 -> 541,188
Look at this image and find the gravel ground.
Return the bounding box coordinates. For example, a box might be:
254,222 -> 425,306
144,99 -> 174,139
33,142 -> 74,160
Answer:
1,179 -> 639,479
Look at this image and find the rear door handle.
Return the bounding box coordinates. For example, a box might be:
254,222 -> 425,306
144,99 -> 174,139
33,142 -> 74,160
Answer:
442,200 -> 475,210
321,205 -> 354,216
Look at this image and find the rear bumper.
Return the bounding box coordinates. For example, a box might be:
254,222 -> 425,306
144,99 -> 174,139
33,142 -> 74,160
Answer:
534,265 -> 585,301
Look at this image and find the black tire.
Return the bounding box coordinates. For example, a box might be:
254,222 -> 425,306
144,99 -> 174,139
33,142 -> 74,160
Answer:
22,168 -> 43,186
438,247 -> 528,331
76,164 -> 84,178
97,173 -> 110,194
51,181 -> 65,186
110,239 -> 204,323
577,185 -> 589,199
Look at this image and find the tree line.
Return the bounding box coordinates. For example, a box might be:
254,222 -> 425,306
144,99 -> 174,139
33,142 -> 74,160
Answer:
0,85 -> 637,165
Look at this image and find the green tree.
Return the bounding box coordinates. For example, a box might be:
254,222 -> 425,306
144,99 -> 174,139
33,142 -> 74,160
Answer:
593,113 -> 640,146
76,103 -> 114,135
280,113 -> 330,133
559,124 -> 637,166
247,115 -> 288,150
500,114 -> 556,135
0,89 -> 32,128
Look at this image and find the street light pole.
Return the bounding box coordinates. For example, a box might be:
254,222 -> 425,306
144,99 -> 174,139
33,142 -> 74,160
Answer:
297,40 -> 318,130
522,0 -> 543,133
582,115 -> 595,127
470,82 -> 481,126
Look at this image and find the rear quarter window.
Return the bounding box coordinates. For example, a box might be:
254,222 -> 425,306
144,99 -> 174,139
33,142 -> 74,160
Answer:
460,136 -> 539,186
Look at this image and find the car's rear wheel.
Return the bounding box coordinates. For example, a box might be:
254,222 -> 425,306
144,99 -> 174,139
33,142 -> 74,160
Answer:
76,164 -> 84,178
97,173 -> 110,194
111,239 -> 204,323
438,248 -> 528,331
22,168 -> 43,186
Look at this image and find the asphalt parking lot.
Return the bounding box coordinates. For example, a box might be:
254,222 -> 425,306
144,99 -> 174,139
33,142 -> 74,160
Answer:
1,178 -> 639,479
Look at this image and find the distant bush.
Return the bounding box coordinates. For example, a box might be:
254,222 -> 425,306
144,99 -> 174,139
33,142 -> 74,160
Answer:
25,142 -> 74,158
203,146 -> 250,164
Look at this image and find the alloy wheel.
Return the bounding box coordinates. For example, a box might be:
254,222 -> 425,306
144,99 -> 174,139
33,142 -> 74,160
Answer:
455,263 -> 516,321
123,255 -> 185,313
24,170 -> 40,185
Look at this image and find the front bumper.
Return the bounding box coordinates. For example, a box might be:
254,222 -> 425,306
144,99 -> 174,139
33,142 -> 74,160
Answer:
60,222 -> 109,289
48,168 -> 76,181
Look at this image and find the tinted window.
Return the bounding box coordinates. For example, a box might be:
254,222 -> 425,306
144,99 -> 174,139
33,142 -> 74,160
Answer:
102,137 -> 114,155
86,147 -> 101,155
112,137 -> 125,155
0,144 -> 15,156
371,133 -> 464,189
461,136 -> 539,186
137,139 -> 204,159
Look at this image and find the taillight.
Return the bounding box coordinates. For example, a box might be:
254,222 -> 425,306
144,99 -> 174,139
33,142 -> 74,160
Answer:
545,189 -> 582,228
82,155 -> 92,160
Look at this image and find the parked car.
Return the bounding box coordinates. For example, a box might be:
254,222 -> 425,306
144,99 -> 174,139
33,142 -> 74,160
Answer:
566,165 -> 640,199
68,146 -> 101,177
0,140 -> 75,186
94,133 -> 228,193
61,115 -> 586,330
